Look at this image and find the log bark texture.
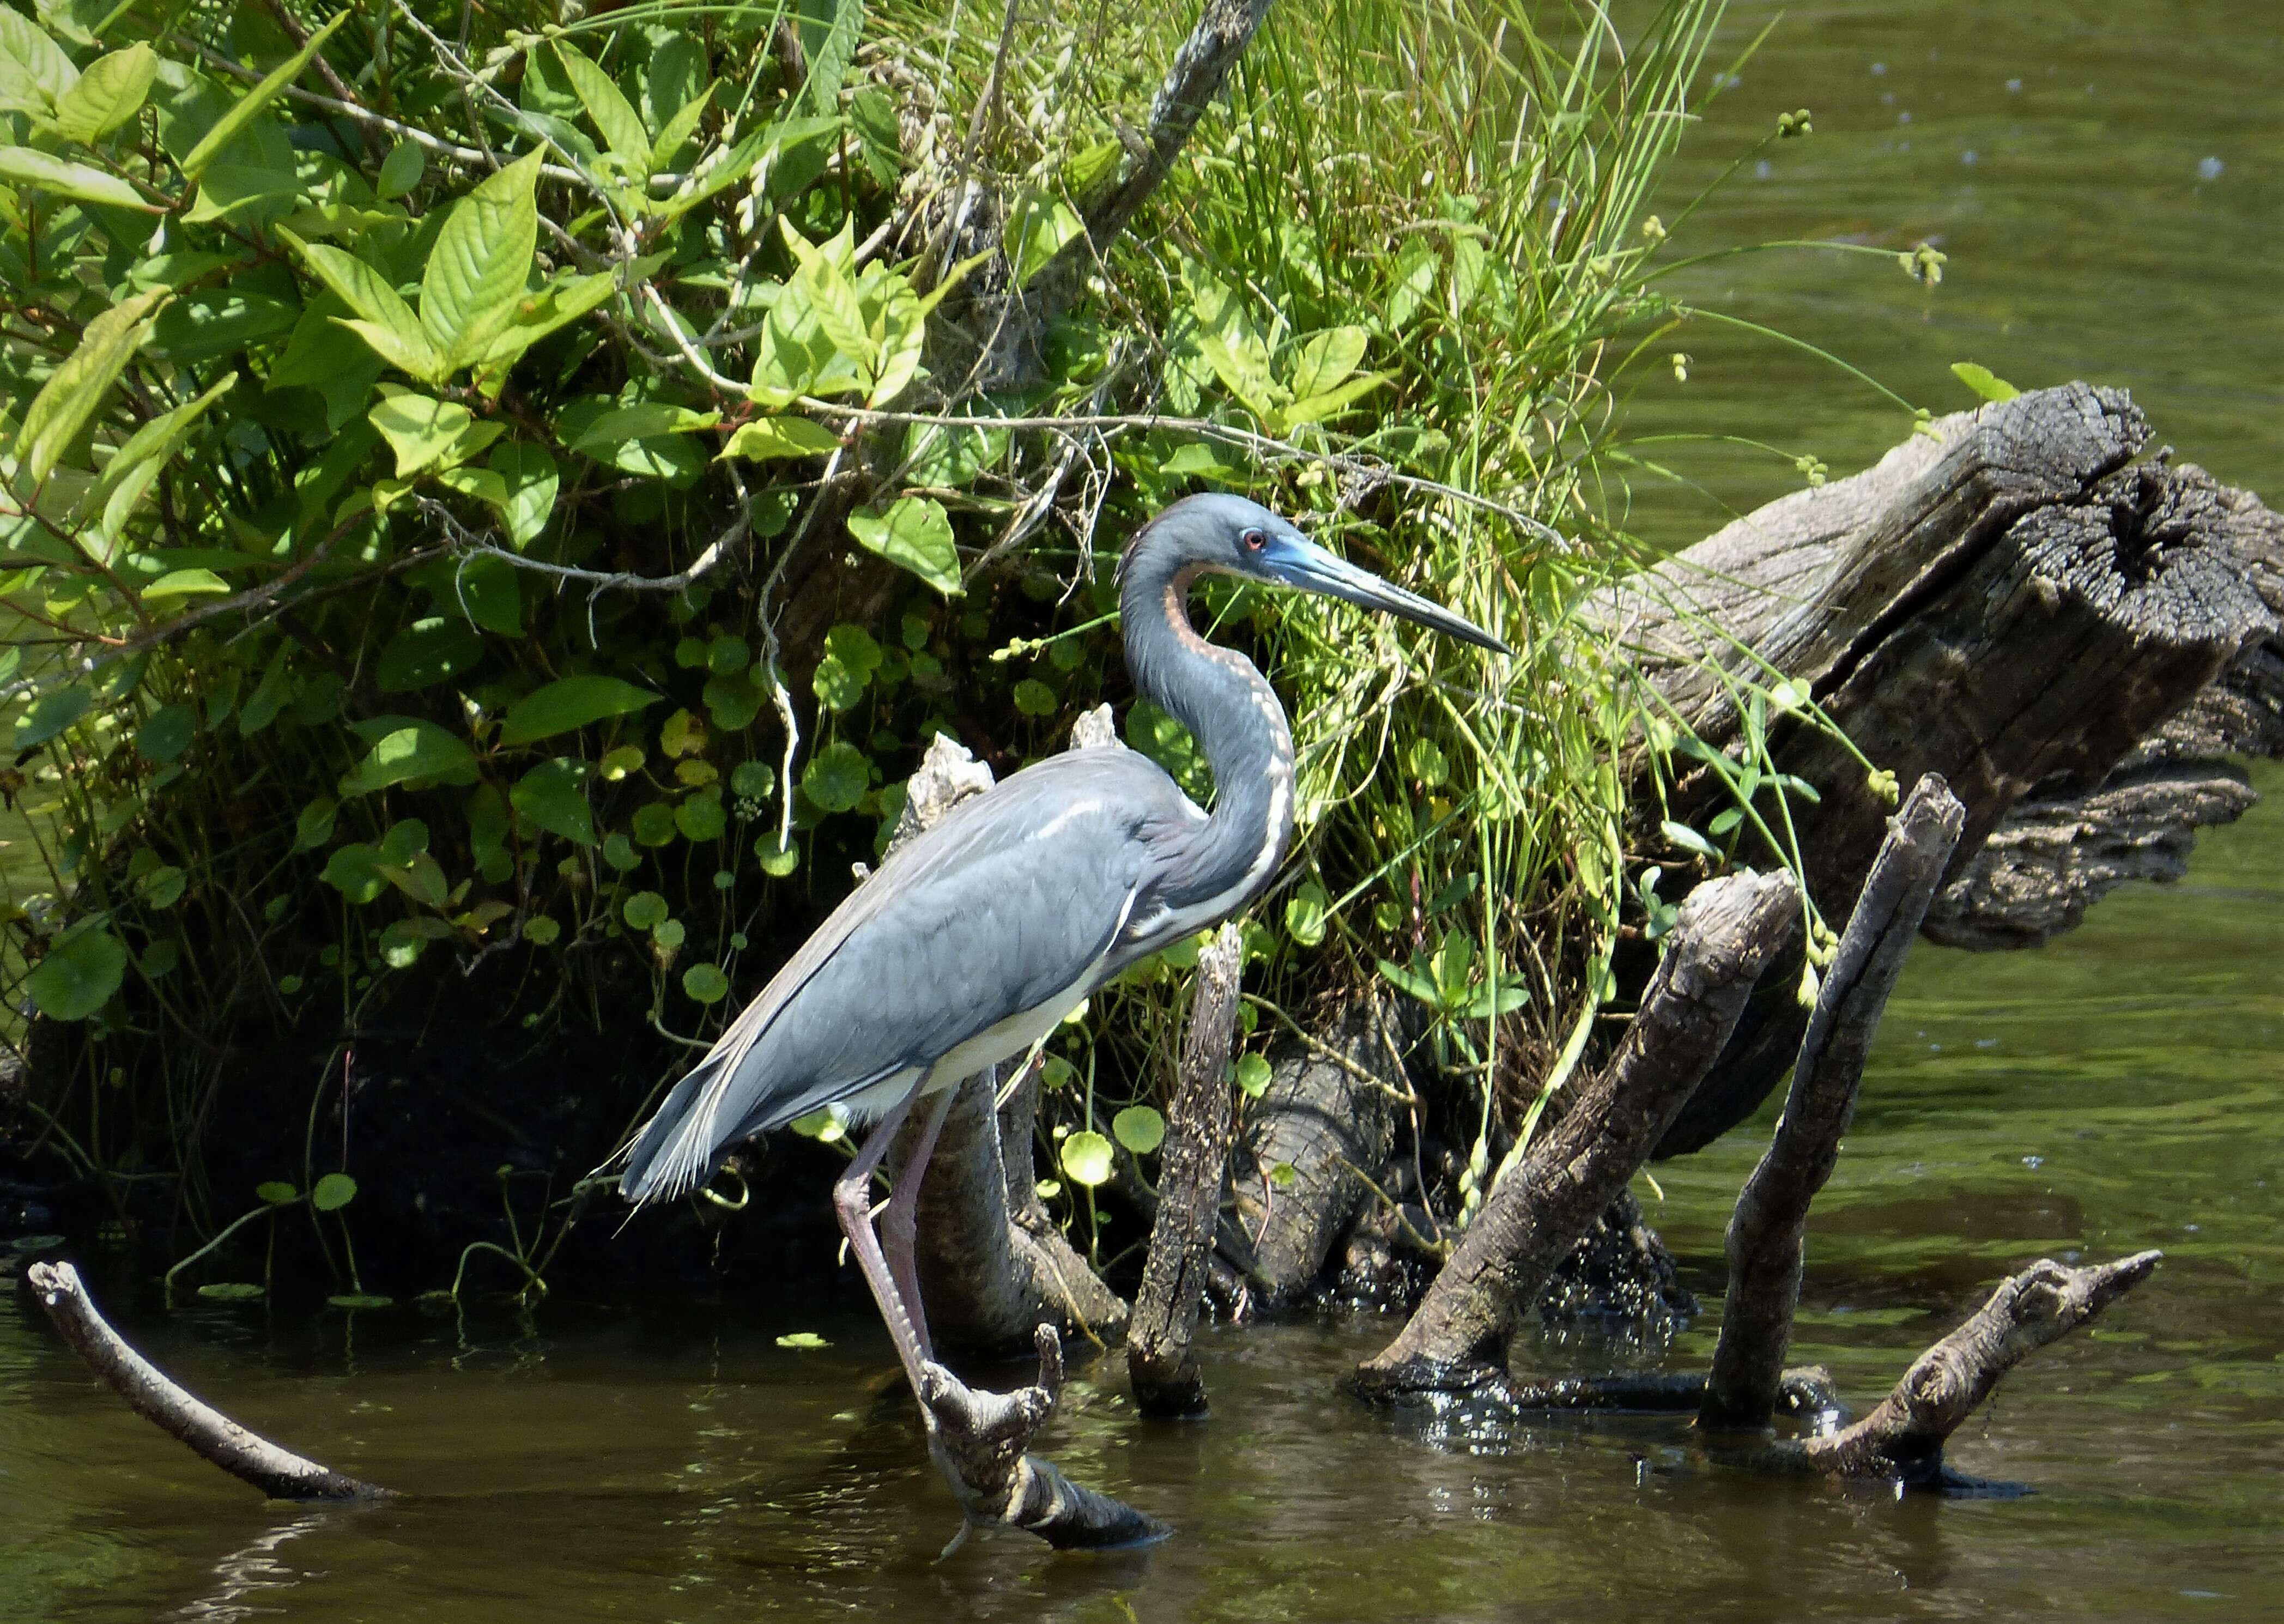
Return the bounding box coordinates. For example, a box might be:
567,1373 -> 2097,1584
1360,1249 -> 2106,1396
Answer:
1589,386 -> 2279,1155
1699,775 -> 1965,1431
26,1261 -> 390,1501
1734,1251 -> 2162,1484
1126,923 -> 1243,1418
1228,995 -> 1406,1303
1925,476 -> 2284,947
1355,871 -> 1797,1396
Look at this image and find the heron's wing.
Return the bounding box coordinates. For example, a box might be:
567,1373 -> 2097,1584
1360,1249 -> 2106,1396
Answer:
617,750 -> 1197,1202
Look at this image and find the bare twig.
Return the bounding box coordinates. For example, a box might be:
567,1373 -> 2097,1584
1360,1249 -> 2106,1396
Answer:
25,1262 -> 391,1502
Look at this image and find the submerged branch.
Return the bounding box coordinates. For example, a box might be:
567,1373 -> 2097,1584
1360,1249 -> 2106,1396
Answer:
25,1262 -> 391,1502
1700,774 -> 1966,1431
1128,923 -> 1244,1419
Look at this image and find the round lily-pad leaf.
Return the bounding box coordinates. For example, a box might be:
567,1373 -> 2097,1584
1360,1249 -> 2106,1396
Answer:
197,1282 -> 266,1301
311,1172 -> 358,1211
7,1234 -> 67,1255
25,925 -> 129,1021
1234,1053 -> 1273,1099
682,962 -> 730,1004
522,916 -> 561,946
255,1181 -> 300,1205
800,741 -> 870,813
754,832 -> 799,876
623,891 -> 669,930
327,1293 -> 395,1310
775,1331 -> 829,1349
1111,1106 -> 1166,1156
1060,1130 -> 1114,1188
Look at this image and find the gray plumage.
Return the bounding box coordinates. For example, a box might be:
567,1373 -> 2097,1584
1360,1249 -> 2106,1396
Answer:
617,493 -> 1505,1205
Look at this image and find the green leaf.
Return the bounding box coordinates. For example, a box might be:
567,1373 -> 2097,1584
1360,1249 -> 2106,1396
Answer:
25,924 -> 128,1021
650,78 -> 716,171
327,1293 -> 394,1310
499,676 -> 661,746
1234,1052 -> 1272,1099
142,567 -> 231,602
1059,1130 -> 1114,1188
255,1181 -> 300,1205
633,802 -> 678,846
753,831 -> 799,876
465,269 -> 620,373
87,373 -> 237,537
340,722 -> 480,796
718,415 -> 840,460
800,741 -> 869,813
811,651 -> 864,713
1659,819 -> 1720,861
729,760 -> 774,799
197,1282 -> 266,1302
377,616 -> 483,693
1009,678 -> 1055,717
1950,361 -> 2021,403
553,41 -> 651,175
12,683 -> 92,748
0,145 -> 156,210
178,10 -> 348,180
375,141 -> 425,201
808,0 -> 863,112
570,402 -> 719,459
510,759 -> 596,846
319,844 -> 388,904
16,288 -> 165,487
675,788 -> 728,843
1287,325 -> 1368,399
378,916 -> 451,967
622,891 -> 669,930
847,497 -> 959,597
134,702 -> 195,762
775,1331 -> 831,1349
51,44 -> 155,144
522,916 -> 562,945
1283,880 -> 1329,947
1375,955 -> 1441,1007
682,962 -> 730,1004
294,796 -> 338,851
311,1171 -> 358,1211
0,10 -> 76,109
488,443 -> 558,548
368,392 -> 493,479
420,148 -> 542,371
1005,188 -> 1083,286
1111,1105 -> 1166,1156
284,232 -> 443,382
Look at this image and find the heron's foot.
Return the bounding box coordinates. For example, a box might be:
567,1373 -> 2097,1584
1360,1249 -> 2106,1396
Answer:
917,1323 -> 1170,1553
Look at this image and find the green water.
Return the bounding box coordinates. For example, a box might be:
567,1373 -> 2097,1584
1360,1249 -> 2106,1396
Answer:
4,2 -> 2281,1619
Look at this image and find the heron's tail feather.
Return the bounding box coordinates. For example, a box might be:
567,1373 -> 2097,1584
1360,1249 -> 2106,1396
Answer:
616,1055 -> 739,1207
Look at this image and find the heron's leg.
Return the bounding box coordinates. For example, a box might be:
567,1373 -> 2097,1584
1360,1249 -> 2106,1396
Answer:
880,1082 -> 959,1365
831,1089 -> 932,1397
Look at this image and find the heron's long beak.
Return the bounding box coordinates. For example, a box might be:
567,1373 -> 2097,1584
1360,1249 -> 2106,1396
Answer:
1265,536 -> 1512,655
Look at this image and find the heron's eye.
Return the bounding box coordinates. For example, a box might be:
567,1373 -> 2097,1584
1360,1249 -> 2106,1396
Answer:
1240,528 -> 1267,553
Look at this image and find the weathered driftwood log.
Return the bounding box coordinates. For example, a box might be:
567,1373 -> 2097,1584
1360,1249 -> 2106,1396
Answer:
1724,1251 -> 2162,1485
26,1261 -> 390,1501
1699,775 -> 1966,1431
1228,995 -> 1406,1302
921,1323 -> 1168,1553
1354,871 -> 1797,1398
1127,923 -> 1244,1418
1927,476 -> 2284,946
1589,385 -> 2278,1155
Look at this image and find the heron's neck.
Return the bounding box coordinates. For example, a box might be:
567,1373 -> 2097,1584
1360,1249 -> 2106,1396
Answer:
1121,560 -> 1296,912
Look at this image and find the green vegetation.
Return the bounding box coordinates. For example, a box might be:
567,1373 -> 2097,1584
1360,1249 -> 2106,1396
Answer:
0,0 -> 1895,1292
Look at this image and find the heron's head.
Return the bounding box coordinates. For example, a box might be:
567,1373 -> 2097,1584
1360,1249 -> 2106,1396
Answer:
1123,493 -> 1511,655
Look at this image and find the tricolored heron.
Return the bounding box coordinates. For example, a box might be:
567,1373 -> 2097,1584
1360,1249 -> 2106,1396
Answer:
616,493 -> 1506,1406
